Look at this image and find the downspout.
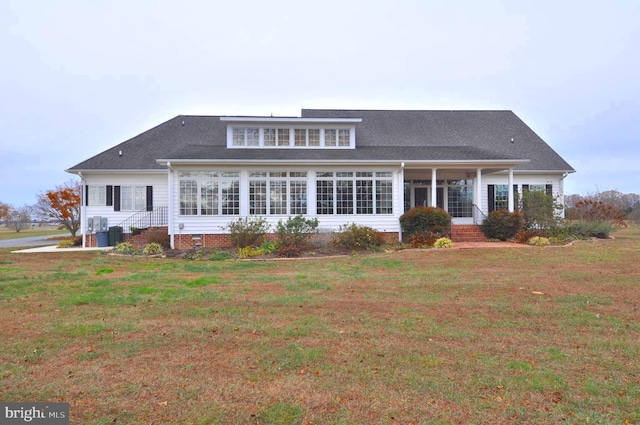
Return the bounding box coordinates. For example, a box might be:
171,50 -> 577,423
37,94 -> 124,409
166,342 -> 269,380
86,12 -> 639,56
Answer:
79,172 -> 86,248
167,162 -> 174,249
560,172 -> 569,218
399,162 -> 405,243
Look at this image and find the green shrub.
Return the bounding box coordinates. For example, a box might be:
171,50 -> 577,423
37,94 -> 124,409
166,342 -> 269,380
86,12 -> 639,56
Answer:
528,236 -> 551,247
237,246 -> 258,259
565,221 -> 614,239
256,241 -> 278,255
208,250 -> 231,261
146,228 -> 170,249
275,215 -> 319,257
409,231 -> 439,248
400,207 -> 451,239
112,242 -> 136,255
57,240 -> 75,248
225,217 -> 270,248
331,223 -> 385,251
482,210 -> 524,241
142,242 -> 163,255
434,237 -> 453,248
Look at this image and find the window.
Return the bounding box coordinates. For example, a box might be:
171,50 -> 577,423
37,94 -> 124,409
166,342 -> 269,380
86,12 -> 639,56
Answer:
316,171 -> 393,215
447,179 -> 473,218
338,129 -> 350,147
179,171 -> 239,215
249,171 -> 307,215
88,186 -> 106,206
232,127 -> 260,146
121,186 -> 147,211
264,129 -> 276,146
308,129 -> 320,146
294,129 -> 306,147
277,129 -> 290,146
325,129 -> 337,147
229,126 -> 352,148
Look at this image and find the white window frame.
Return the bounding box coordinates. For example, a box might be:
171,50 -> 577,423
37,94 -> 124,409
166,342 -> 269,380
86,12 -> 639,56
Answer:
88,185 -> 106,206
227,125 -> 355,149
249,171 -> 308,216
315,171 -> 393,215
121,186 -> 146,211
178,171 -> 240,216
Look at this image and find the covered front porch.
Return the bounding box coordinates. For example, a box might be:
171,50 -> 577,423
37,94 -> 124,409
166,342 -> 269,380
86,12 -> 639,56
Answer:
401,164 -> 520,225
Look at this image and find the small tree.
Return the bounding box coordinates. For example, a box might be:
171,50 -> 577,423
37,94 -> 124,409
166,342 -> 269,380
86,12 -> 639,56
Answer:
519,190 -> 563,230
5,205 -> 33,233
36,180 -> 81,237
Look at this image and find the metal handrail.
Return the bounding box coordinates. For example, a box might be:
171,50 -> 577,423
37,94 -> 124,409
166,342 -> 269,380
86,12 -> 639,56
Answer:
472,204 -> 487,226
114,206 -> 168,242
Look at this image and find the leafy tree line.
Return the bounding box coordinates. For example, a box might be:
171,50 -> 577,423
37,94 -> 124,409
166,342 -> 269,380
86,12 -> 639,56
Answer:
0,180 -> 81,236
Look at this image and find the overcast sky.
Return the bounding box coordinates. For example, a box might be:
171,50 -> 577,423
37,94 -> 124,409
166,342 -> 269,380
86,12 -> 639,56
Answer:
1,0 -> 639,207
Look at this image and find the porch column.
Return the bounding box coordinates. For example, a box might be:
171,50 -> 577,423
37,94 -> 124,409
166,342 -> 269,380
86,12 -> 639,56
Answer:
476,168 -> 482,212
508,168 -> 515,212
431,168 -> 437,207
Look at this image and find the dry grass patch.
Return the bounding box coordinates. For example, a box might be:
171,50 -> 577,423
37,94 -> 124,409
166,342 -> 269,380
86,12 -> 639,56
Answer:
1,226 -> 639,423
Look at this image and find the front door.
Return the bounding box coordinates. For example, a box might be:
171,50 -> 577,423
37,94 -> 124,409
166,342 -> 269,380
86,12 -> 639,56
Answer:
414,187 -> 444,209
415,188 -> 429,207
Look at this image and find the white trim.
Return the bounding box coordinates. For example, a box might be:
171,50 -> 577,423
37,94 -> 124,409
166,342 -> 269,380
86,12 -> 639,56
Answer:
220,117 -> 362,123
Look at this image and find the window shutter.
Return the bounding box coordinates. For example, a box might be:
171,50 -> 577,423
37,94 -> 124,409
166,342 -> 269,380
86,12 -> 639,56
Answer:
146,186 -> 153,211
546,184 -> 553,196
488,185 -> 495,213
84,185 -> 89,206
106,186 -> 113,206
114,186 -> 121,211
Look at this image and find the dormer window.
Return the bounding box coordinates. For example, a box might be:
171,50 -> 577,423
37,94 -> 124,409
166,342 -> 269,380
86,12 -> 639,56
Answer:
222,117 -> 362,149
232,128 -> 260,146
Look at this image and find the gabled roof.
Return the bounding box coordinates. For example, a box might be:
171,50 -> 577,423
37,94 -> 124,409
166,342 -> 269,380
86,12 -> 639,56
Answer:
67,110 -> 574,173
302,109 -> 574,172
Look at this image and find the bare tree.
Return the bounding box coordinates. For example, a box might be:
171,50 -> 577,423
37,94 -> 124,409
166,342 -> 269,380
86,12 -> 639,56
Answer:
5,205 -> 33,233
35,179 -> 81,237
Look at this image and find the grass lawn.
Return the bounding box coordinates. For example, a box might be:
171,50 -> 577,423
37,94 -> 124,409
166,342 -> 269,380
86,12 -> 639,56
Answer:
0,224 -> 69,241
1,226 -> 639,424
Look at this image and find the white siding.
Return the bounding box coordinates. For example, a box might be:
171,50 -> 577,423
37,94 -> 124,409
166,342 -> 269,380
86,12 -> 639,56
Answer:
82,173 -> 168,233
169,166 -> 403,236
481,172 -> 565,215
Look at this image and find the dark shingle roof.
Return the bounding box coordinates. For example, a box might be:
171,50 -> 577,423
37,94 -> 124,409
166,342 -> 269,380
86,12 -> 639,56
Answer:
302,109 -> 574,171
67,110 -> 574,172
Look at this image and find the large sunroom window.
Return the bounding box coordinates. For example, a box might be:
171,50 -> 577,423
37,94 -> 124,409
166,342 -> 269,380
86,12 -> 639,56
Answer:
249,171 -> 307,215
179,171 -> 240,215
316,171 -> 393,215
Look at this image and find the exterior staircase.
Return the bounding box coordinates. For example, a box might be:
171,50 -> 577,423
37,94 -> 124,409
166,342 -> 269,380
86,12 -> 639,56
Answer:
451,225 -> 486,242
126,226 -> 168,247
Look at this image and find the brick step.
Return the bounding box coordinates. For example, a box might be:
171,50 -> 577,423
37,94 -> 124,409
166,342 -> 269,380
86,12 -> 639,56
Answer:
451,225 -> 486,242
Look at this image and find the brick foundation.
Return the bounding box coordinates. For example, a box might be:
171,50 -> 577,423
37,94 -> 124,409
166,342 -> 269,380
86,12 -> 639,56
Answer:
85,230 -> 400,250
173,231 -> 399,250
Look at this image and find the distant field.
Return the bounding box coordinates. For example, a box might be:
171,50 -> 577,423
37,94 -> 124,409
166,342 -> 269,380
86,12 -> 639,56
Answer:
1,226 -> 639,424
0,224 -> 69,241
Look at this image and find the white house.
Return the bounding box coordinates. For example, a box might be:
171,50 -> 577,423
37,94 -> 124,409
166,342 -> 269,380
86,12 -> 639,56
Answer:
67,109 -> 574,249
